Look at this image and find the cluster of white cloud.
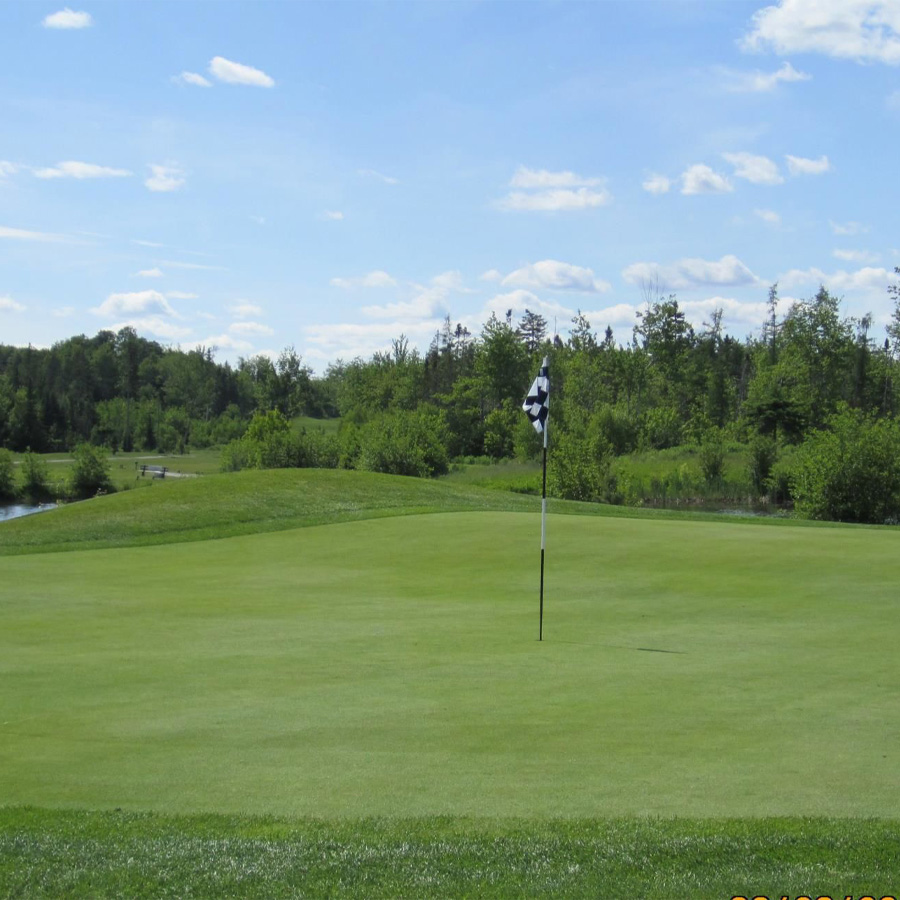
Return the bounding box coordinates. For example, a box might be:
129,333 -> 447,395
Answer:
622,255 -> 761,291
780,266 -> 894,293
0,159 -> 187,192
145,164 -> 186,193
0,225 -> 69,242
34,161 -> 131,180
497,260 -> 610,294
175,56 -> 275,89
646,153 -> 831,196
742,0 -> 900,65
498,167 -> 612,211
42,8 -> 92,29
0,296 -> 26,313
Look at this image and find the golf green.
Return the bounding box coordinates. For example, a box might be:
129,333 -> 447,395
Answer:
2,511 -> 898,817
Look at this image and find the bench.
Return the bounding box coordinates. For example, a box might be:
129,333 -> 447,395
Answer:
139,464 -> 168,479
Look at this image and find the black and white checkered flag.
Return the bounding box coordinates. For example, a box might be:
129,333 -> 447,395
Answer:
522,357 -> 549,433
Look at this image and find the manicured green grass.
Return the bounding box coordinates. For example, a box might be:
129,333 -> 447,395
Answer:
2,500 -> 899,818
2,807 -> 897,898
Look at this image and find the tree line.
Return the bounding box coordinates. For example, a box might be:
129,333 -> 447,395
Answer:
2,269 -> 900,521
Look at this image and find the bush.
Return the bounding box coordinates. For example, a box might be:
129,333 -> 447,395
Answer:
748,435 -> 778,495
792,406 -> 900,523
0,449 -> 15,498
698,429 -> 726,484
549,415 -> 614,503
69,443 -> 113,498
21,452 -> 50,499
357,408 -> 449,478
641,406 -> 682,450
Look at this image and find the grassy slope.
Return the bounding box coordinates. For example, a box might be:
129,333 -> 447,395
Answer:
2,807 -> 897,899
0,467 -> 863,557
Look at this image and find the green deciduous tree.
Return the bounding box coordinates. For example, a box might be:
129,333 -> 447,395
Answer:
792,405 -> 900,523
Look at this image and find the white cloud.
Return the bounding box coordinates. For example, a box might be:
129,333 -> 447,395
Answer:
229,321 -> 274,336
208,56 -> 275,87
501,259 -> 610,294
680,164 -> 733,195
741,0 -> 900,65
357,169 -> 399,185
132,238 -> 164,248
480,269 -> 502,282
642,173 -> 671,194
166,291 -> 198,300
755,208 -> 781,224
230,302 -> 264,318
509,166 -> 606,189
722,152 -> 783,185
582,303 -> 641,328
498,187 -> 612,211
430,270 -> 472,293
679,296 -> 770,328
829,220 -> 869,235
482,289 -> 574,323
304,319 -> 441,363
160,259 -> 224,271
92,290 -> 179,319
145,163 -> 186,193
0,162 -> 18,178
498,167 -> 612,211
195,334 -> 254,353
833,248 -> 880,263
362,293 -> 447,321
0,296 -> 26,312
110,317 -> 192,340
623,254 -> 760,290
786,154 -> 831,175
174,71 -> 212,87
0,224 -> 69,242
722,61 -> 812,91
331,270 -> 397,289
34,161 -> 131,180
135,267 -> 164,278
322,210 -> 344,220
42,8 -> 92,28
780,265 -> 893,293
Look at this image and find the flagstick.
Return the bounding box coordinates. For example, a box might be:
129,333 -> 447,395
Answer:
539,416 -> 547,641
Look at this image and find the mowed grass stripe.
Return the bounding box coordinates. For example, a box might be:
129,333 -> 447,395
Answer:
2,511 -> 898,818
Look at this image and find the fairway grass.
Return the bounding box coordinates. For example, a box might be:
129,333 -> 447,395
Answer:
3,471 -> 899,895
2,509 -> 899,818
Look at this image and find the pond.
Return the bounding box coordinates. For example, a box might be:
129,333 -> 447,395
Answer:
0,502 -> 56,522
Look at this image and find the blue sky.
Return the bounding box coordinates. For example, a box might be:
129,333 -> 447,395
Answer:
1,0 -> 898,370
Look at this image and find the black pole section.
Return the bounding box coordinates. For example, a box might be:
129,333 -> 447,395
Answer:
539,437 -> 547,641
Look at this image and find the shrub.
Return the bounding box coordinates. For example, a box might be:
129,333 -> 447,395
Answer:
641,406 -> 682,450
748,435 -> 778,495
0,449 -> 15,498
698,429 -> 726,483
21,452 -> 50,499
69,443 -> 113,498
357,408 -> 449,478
792,406 -> 900,523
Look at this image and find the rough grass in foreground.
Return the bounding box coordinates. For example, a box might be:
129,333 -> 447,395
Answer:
1,808 -> 897,899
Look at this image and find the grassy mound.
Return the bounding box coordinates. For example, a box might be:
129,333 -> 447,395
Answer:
0,467 -> 861,557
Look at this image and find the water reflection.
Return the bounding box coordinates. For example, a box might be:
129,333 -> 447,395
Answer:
0,503 -> 55,522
